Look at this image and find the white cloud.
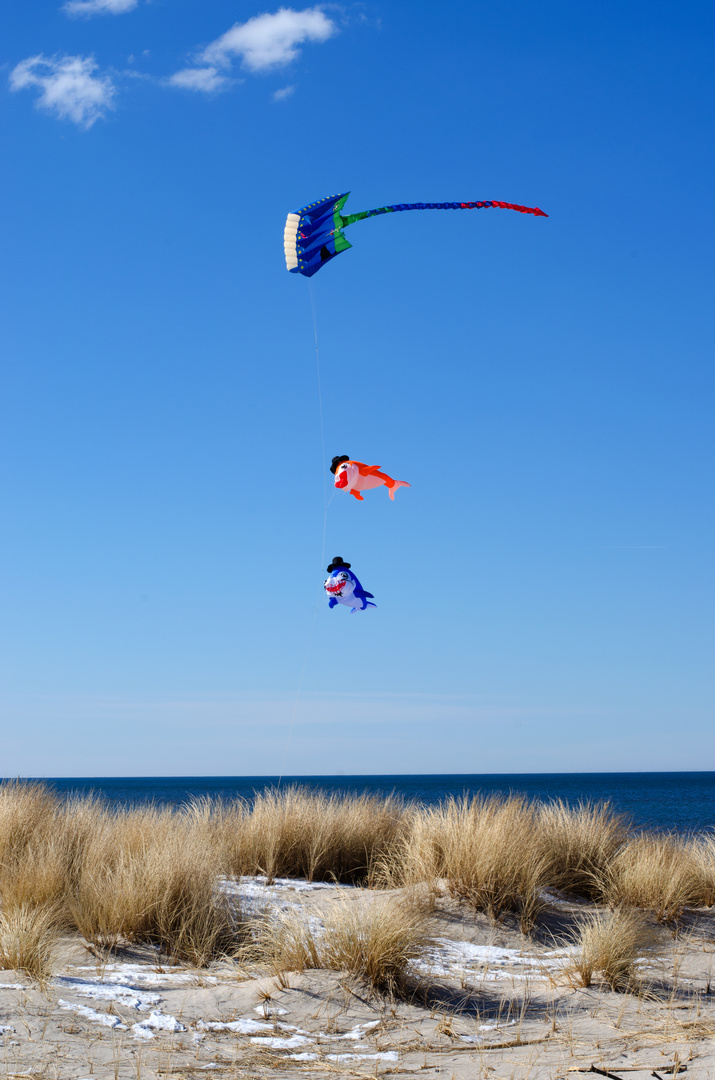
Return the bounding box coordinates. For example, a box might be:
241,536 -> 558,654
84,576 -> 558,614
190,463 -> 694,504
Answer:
168,67 -> 228,93
63,0 -> 138,16
9,54 -> 115,128
200,7 -> 336,72
273,84 -> 295,100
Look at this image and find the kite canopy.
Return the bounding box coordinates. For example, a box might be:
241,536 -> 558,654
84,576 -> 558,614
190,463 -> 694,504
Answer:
284,192 -> 548,278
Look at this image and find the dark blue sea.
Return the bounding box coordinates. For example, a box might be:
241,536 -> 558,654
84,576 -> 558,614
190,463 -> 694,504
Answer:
27,773 -> 715,834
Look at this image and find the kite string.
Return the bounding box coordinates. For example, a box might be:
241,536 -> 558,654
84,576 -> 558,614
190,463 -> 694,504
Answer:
277,283 -> 328,788
310,280 -> 329,574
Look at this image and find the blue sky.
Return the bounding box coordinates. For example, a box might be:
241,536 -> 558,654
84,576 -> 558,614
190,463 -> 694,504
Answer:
2,0 -> 713,776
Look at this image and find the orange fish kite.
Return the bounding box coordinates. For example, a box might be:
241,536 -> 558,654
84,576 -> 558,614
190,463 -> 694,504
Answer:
330,455 -> 410,501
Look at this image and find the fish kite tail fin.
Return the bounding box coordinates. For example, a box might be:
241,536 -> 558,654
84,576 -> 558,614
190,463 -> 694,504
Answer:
388,480 -> 411,501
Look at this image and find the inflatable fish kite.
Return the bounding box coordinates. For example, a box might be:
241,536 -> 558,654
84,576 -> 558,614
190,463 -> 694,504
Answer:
330,456 -> 410,501
284,192 -> 548,277
324,557 -> 376,613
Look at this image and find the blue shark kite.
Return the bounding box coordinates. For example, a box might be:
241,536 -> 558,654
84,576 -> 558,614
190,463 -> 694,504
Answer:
323,557 -> 376,613
284,193 -> 548,277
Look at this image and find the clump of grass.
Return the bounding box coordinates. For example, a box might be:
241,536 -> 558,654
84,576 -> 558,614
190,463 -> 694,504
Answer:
254,895 -> 430,995
566,907 -> 657,991
3,779 -> 715,974
0,903 -> 60,988
0,782 -> 69,911
388,795 -> 550,932
603,833 -> 706,922
221,786 -> 407,884
536,799 -> 630,899
69,808 -> 243,965
0,781 -> 59,863
690,833 -> 715,907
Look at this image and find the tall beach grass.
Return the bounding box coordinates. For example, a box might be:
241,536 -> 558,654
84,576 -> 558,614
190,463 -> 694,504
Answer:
0,779 -> 712,984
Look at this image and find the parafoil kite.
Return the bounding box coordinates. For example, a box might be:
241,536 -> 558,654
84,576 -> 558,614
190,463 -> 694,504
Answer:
330,455 -> 410,501
284,192 -> 548,277
324,556 -> 376,613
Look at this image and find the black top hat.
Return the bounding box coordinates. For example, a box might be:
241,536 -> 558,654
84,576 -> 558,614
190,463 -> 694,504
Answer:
330,455 -> 350,475
326,556 -> 351,574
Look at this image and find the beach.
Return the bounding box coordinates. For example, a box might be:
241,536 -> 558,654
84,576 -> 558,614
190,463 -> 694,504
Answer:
1,875 -> 714,1079
0,782 -> 714,1077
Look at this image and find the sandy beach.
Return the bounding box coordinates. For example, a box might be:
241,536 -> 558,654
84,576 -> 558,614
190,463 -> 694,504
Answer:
1,874 -> 713,1080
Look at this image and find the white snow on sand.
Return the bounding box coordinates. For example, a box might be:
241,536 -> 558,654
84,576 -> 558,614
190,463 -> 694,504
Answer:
58,1000 -> 126,1029
412,938 -> 568,981
250,1034 -> 313,1049
221,875 -> 352,917
329,1052 -> 398,1062
197,1018 -> 274,1034
55,977 -> 161,1011
458,1019 -> 517,1043
325,1020 -> 380,1041
290,1051 -> 398,1062
133,1011 -> 186,1036
195,1016 -> 378,1045
75,963 -> 215,986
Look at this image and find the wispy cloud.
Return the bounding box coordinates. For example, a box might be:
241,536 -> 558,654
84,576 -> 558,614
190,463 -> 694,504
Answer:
201,7 -> 336,72
167,7 -> 336,93
167,66 -> 229,94
273,84 -> 295,100
63,0 -> 138,16
9,54 -> 115,128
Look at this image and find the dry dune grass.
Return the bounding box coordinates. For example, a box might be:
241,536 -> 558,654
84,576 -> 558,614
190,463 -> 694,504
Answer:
219,786 -> 407,884
565,906 -> 658,991
254,894 -> 431,994
0,779 -> 713,987
603,832 -> 712,922
691,833 -> 715,906
68,806 -> 243,965
385,795 -> 551,931
536,799 -> 630,899
0,903 -> 60,988
0,786 -> 242,968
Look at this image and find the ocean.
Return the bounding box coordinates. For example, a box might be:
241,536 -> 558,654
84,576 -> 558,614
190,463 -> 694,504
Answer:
33,773 -> 715,834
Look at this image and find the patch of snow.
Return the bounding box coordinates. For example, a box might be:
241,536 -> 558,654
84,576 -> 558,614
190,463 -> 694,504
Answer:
412,938 -> 565,982
253,1004 -> 288,1016
75,963 -> 214,986
240,875 -> 352,892
459,1019 -> 518,1043
250,1034 -> 313,1049
0,1025 -> 15,1035
197,1018 -> 273,1034
55,976 -> 161,1011
322,1019 -> 380,1041
221,875 -> 352,917
327,1052 -> 399,1062
0,983 -> 25,990
134,1010 -> 186,1034
132,1023 -> 155,1040
58,1000 -> 126,1029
